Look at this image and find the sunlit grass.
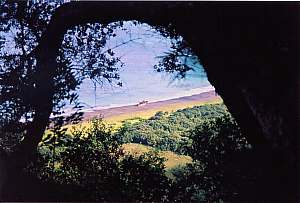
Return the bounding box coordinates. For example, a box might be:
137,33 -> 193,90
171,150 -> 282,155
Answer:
105,97 -> 223,127
44,97 -> 223,139
43,98 -> 221,175
122,143 -> 192,171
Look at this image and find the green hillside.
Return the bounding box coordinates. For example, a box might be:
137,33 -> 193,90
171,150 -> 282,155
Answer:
122,143 -> 192,170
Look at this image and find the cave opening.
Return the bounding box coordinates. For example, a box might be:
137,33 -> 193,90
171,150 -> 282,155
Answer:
0,2 -> 298,202
35,21 -> 255,202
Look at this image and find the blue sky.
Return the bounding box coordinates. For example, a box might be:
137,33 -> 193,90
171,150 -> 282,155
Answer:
0,20 -> 213,110
76,22 -> 213,109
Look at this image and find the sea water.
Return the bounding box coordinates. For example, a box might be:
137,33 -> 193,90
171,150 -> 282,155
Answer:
69,22 -> 213,113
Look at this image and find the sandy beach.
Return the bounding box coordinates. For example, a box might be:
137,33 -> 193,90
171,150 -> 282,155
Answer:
81,90 -> 221,122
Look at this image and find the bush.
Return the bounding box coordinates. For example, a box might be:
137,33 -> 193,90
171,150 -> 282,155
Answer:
27,105 -> 254,202
189,113 -> 251,166
29,118 -> 171,202
175,113 -> 253,201
119,151 -> 171,202
115,104 -> 229,154
169,162 -> 221,202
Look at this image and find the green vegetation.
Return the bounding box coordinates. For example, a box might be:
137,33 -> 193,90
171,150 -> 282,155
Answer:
104,97 -> 223,125
169,114 -> 252,202
27,103 -> 252,202
30,119 -> 171,202
116,103 -> 229,154
122,143 -> 192,171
